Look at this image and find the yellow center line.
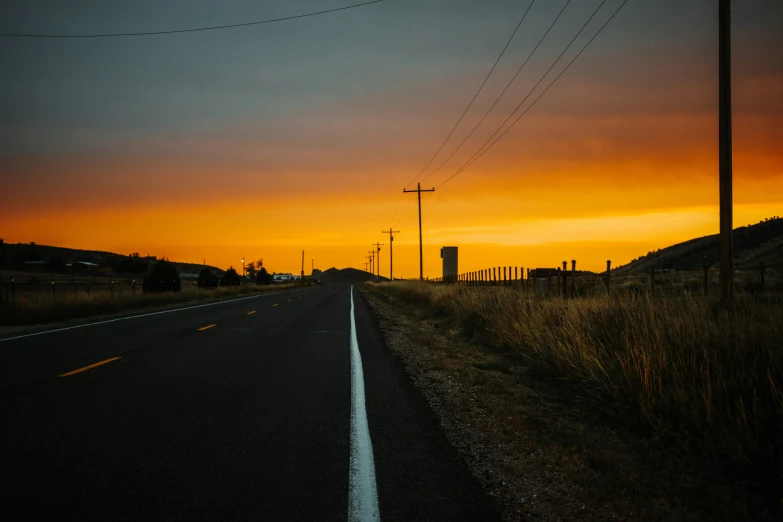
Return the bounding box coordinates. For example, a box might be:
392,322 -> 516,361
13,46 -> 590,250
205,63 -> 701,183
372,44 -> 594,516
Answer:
273,304 -> 278,307
60,357 -> 121,377
198,324 -> 217,331
247,310 -> 256,315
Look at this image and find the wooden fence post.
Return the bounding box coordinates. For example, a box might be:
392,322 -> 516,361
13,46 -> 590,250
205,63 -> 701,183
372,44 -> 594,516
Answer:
571,260 -> 576,296
606,260 -> 611,291
562,261 -> 567,297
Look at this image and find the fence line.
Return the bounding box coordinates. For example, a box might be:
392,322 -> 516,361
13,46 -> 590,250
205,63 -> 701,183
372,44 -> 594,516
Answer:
426,261 -> 776,298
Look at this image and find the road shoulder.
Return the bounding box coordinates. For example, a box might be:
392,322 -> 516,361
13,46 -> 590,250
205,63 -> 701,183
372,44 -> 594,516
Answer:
352,287 -> 500,521
360,284 -> 706,521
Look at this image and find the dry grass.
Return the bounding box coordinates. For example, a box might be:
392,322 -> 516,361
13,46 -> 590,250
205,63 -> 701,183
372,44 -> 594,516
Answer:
369,281 -> 783,519
0,283 -> 300,326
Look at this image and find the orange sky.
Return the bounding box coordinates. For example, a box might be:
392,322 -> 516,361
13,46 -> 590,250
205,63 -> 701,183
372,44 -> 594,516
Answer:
1,1 -> 781,277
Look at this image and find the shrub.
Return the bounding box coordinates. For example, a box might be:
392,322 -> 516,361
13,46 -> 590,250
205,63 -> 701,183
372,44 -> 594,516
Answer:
221,266 -> 241,286
256,267 -> 272,285
197,267 -> 218,289
143,260 -> 181,293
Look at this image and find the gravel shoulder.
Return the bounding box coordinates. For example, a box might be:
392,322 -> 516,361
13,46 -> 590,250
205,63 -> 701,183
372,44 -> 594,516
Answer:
361,285 -> 712,521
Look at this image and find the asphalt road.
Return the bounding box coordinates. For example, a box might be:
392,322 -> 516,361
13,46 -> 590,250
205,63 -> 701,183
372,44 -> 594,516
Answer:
0,284 -> 498,521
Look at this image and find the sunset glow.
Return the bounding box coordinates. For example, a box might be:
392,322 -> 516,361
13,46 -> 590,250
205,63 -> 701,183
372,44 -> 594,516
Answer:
2,0 -> 781,276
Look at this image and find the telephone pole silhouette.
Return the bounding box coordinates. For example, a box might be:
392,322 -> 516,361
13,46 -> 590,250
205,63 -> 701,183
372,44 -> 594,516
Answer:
403,182 -> 435,280
373,242 -> 384,281
382,229 -> 399,281
719,0 -> 734,302
367,251 -> 375,281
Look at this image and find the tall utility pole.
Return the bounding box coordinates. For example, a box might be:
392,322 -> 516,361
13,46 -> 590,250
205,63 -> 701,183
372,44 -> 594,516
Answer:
368,251 -> 375,280
373,242 -> 384,281
719,0 -> 734,302
301,250 -> 305,279
403,182 -> 435,280
382,229 -> 400,281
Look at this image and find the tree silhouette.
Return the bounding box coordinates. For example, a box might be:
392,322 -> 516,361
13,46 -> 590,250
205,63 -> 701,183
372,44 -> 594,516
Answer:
197,267 -> 218,288
143,260 -> 181,293
221,266 -> 241,286
256,266 -> 272,285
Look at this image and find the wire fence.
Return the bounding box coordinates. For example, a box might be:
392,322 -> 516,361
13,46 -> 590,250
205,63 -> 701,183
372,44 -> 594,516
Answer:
427,263 -> 780,299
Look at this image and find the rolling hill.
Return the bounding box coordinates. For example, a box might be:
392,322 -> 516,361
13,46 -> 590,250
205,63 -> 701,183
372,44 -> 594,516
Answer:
315,267 -> 388,284
615,217 -> 783,275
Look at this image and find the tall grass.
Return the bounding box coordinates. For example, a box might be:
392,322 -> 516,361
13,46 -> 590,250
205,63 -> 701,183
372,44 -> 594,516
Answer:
376,282 -> 783,502
0,283 -> 298,325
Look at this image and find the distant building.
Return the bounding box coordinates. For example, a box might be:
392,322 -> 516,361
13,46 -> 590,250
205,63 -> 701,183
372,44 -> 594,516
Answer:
66,261 -> 99,272
441,247 -> 458,283
272,273 -> 300,283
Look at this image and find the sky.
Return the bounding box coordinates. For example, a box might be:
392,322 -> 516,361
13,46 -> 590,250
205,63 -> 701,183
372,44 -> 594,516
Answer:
1,0 -> 781,277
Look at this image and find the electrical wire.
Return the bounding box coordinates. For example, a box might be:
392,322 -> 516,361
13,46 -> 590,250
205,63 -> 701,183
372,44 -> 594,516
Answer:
437,0 -> 627,190
389,1 -> 534,230
420,0 -> 572,183
0,0 -> 384,38
407,0 -> 535,188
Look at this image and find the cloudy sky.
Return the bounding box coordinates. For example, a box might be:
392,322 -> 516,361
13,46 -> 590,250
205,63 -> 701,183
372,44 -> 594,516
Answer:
1,0 -> 781,276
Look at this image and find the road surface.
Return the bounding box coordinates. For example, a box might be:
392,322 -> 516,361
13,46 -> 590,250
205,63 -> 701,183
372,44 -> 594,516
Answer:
0,284 -> 498,521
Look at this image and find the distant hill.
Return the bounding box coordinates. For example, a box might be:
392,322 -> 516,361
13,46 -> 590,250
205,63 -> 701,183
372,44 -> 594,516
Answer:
615,217 -> 783,275
0,241 -> 224,278
316,267 -> 388,284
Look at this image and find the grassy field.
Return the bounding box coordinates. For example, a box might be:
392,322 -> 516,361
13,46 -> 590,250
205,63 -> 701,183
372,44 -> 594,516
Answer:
0,281 -> 300,326
365,281 -> 783,520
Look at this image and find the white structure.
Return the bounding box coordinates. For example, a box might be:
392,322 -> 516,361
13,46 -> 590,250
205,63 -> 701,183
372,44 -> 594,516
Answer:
272,273 -> 300,283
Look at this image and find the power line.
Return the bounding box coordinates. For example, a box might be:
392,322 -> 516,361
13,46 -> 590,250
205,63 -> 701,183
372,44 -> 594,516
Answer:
410,1 -> 536,186
387,1 -> 534,231
420,0 -> 572,183
0,0 -> 384,38
437,0 -> 627,191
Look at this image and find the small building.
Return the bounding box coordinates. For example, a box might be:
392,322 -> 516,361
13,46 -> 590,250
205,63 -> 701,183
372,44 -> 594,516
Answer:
441,247 -> 458,283
272,273 -> 299,283
66,261 -> 99,272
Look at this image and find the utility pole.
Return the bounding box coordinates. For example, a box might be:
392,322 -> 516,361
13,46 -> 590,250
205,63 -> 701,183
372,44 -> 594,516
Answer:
373,242 -> 384,281
368,251 -> 375,281
403,182 -> 435,280
301,250 -> 305,279
382,229 -> 400,281
719,0 -> 734,302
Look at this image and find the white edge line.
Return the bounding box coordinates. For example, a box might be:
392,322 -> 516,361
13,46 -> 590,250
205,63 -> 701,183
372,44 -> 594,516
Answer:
348,285 -> 380,522
0,287 -> 313,343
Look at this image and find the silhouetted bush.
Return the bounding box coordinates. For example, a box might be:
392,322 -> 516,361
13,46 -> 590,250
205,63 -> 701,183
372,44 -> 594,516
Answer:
221,267 -> 241,286
256,267 -> 272,285
197,267 -> 219,288
143,260 -> 181,293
